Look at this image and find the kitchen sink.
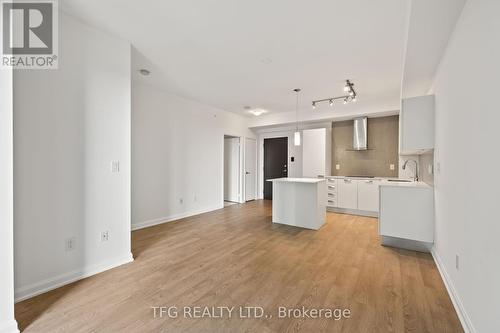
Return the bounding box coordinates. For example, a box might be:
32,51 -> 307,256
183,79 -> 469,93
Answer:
387,179 -> 413,182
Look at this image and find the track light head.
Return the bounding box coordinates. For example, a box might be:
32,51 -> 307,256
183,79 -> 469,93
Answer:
329,99 -> 333,107
312,102 -> 316,109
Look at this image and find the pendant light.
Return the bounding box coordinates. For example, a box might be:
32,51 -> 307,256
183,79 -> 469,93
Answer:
293,88 -> 301,146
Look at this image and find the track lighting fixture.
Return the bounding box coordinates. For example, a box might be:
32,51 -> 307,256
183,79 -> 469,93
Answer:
311,79 -> 357,109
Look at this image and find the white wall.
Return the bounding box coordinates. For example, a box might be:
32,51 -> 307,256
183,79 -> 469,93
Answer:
13,12 -> 132,301
431,1 -> 500,332
1,68 -> 19,332
132,82 -> 255,229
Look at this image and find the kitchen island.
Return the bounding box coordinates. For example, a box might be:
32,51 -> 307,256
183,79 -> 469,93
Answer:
267,178 -> 326,230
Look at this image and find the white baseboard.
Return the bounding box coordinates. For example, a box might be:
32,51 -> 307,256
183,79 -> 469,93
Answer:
132,204 -> 224,231
327,207 -> 378,218
15,252 -> 134,303
431,248 -> 475,333
0,320 -> 19,333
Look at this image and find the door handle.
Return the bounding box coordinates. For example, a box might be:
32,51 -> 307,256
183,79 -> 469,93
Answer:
246,171 -> 250,174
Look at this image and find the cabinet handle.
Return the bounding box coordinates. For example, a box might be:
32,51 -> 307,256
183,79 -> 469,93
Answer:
344,179 -> 351,183
366,180 -> 373,183
328,185 -> 335,189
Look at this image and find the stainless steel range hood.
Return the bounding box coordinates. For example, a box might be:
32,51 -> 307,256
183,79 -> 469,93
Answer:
353,117 -> 368,150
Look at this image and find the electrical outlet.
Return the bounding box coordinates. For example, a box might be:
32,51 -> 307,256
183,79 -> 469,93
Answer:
455,254 -> 460,270
194,195 -> 197,202
65,237 -> 76,252
111,160 -> 120,173
101,231 -> 109,242
389,164 -> 395,170
335,164 -> 340,170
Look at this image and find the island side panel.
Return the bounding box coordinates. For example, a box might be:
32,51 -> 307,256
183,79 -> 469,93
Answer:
316,181 -> 327,229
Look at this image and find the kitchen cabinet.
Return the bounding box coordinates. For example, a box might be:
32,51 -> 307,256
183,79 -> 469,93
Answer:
399,95 -> 434,155
338,178 -> 358,210
326,178 -> 338,208
357,179 -> 380,212
302,128 -> 331,178
379,184 -> 434,243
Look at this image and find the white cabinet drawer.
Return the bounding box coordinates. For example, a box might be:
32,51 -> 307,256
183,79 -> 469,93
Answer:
327,199 -> 337,207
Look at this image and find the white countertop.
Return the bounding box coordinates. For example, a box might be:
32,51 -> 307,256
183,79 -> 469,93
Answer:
379,181 -> 432,189
325,176 -> 433,188
267,177 -> 326,184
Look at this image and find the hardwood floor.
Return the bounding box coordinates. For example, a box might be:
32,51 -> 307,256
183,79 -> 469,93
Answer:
15,200 -> 463,332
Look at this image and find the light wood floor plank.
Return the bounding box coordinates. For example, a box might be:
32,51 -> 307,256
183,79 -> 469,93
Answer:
15,200 -> 463,333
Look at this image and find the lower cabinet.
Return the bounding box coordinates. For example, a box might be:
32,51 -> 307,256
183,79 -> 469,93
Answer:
328,177 -> 380,215
379,185 -> 434,242
357,180 -> 380,212
338,178 -> 358,210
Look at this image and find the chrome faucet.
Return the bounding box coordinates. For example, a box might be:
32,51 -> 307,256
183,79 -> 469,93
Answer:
402,159 -> 419,182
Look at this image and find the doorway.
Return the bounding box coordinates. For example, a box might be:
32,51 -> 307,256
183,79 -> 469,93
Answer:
263,137 -> 288,199
224,135 -> 240,204
245,138 -> 257,201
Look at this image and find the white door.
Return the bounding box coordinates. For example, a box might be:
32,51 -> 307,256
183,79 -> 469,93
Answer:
357,180 -> 380,212
338,178 -> 358,209
224,137 -> 240,202
245,138 -> 256,201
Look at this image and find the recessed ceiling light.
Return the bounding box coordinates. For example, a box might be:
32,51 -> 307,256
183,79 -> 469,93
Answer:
248,108 -> 267,116
139,69 -> 150,76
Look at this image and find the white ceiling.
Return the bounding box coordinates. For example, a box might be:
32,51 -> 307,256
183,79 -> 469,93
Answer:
61,0 -> 409,117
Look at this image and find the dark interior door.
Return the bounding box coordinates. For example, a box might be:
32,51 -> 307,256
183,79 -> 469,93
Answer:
263,137 -> 288,199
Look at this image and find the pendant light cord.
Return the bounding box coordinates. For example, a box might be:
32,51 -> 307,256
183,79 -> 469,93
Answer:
294,88 -> 300,131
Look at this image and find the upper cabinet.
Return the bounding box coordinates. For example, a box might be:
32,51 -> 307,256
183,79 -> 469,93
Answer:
399,95 -> 435,155
302,128 -> 331,178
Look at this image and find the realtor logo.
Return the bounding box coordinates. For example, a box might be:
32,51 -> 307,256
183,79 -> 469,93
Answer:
1,0 -> 58,69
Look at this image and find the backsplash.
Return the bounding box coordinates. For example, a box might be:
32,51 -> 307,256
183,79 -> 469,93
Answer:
331,115 -> 399,177
418,151 -> 434,185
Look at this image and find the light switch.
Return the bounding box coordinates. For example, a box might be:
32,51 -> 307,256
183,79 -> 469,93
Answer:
389,164 -> 395,170
335,164 -> 340,170
111,160 -> 120,173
